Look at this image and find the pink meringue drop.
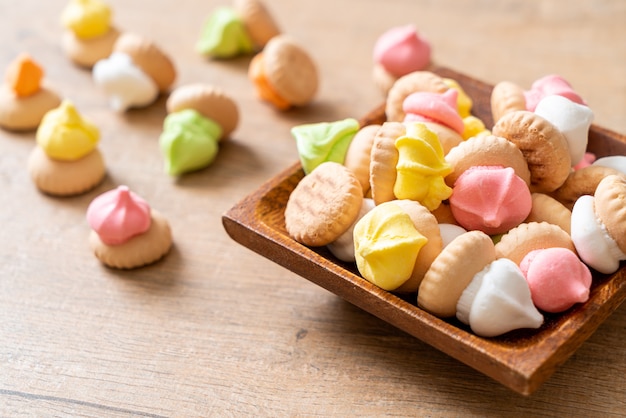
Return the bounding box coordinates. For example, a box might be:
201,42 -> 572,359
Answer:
402,89 -> 464,135
373,25 -> 431,77
520,248 -> 592,313
449,166 -> 532,235
86,185 -> 152,245
523,74 -> 586,112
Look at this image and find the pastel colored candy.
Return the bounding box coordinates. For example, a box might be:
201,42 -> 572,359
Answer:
449,166 -> 532,235
534,94 -> 594,166
570,194 -> 626,274
159,109 -> 222,176
524,74 -> 585,112
353,201 -> 428,291
92,52 -> 159,112
291,118 -> 359,175
456,258 -> 544,337
196,6 -> 254,58
373,24 -> 431,77
402,89 -> 465,135
36,100 -> 99,161
393,122 -> 452,211
86,185 -> 152,245
438,223 -> 467,248
520,248 -> 591,313
61,0 -> 112,39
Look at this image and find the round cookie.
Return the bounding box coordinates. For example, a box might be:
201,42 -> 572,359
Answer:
262,35 -> 318,107
234,0 -> 280,49
90,209 -> 173,269
594,174 -> 626,253
62,26 -> 121,68
550,165 -> 625,210
492,110 -> 571,193
0,83 -> 61,131
27,147 -> 105,196
490,80 -> 526,123
418,230 -> 495,317
444,134 -> 531,187
494,221 -> 575,265
525,192 -> 572,234
393,199 -> 443,293
369,121 -> 405,205
113,32 -> 177,92
285,161 -> 363,247
166,83 -> 239,140
343,124 -> 380,194
385,71 -> 449,122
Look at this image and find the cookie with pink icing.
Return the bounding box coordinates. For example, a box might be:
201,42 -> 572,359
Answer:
402,89 -> 464,135
87,185 -> 173,269
372,25 -> 431,94
524,74 -> 586,112
449,165 -> 532,235
520,248 -> 591,313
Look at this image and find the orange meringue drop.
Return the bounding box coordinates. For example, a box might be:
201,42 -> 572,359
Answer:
5,53 -> 44,97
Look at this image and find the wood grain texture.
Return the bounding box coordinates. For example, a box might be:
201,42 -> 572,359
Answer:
2,0 -> 626,415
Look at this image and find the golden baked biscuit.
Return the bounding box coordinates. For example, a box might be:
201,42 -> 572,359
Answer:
492,110 -> 571,193
385,71 -> 449,122
490,80 -> 526,123
285,162 -> 363,247
418,230 -> 495,317
494,221 -> 575,265
369,121 -> 405,205
525,193 -> 572,234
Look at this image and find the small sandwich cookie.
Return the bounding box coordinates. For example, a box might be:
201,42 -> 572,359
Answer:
343,124 -> 381,195
87,186 -> 173,269
0,54 -> 62,131
60,0 -> 121,68
525,193 -> 572,235
492,110 -> 571,193
284,162 -> 363,247
234,0 -> 281,49
248,35 -> 318,110
571,174 -> 626,274
385,70 -> 449,122
490,80 -> 526,124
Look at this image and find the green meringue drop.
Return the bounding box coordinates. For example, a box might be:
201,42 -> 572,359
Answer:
159,109 -> 222,176
291,118 -> 359,175
196,7 -> 254,59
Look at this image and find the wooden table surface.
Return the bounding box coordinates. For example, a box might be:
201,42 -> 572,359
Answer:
2,0 -> 626,416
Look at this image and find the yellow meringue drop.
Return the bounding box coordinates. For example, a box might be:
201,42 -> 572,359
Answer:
462,115 -> 490,140
354,202 -> 427,291
61,0 -> 112,39
36,100 -> 100,161
394,123 -> 452,211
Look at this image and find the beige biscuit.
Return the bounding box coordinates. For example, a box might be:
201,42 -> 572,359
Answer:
166,83 -> 239,140
90,209 -> 173,269
234,0 -> 281,49
420,121 -> 463,155
369,121 -> 405,205
550,165 -> 625,210
372,63 -> 398,96
525,193 -> 572,234
263,35 -> 318,107
343,124 -> 380,194
418,230 -> 495,317
114,32 -> 176,92
490,80 -> 526,123
444,134 -> 531,187
0,84 -> 62,131
385,71 -> 449,122
494,221 -> 575,265
594,174 -> 626,253
392,199 -> 443,293
62,27 -> 120,68
492,110 -> 571,193
285,162 -> 363,247
27,147 -> 106,196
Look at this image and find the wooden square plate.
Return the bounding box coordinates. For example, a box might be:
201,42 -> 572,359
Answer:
222,65 -> 626,395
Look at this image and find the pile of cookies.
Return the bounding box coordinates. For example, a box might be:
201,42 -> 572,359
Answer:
284,69 -> 626,337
